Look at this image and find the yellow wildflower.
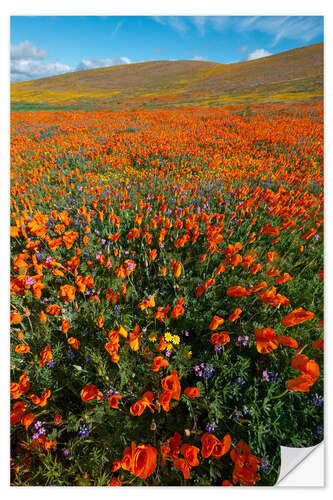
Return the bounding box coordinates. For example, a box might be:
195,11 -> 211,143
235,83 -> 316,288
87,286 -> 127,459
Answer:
164,331 -> 172,342
172,335 -> 180,345
149,333 -> 157,342
166,343 -> 173,351
186,351 -> 192,359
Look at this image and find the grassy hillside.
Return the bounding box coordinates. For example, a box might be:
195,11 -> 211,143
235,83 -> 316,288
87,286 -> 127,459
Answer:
11,42 -> 323,111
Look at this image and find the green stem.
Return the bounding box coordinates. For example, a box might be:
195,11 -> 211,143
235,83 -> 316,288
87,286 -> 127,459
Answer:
271,389 -> 289,400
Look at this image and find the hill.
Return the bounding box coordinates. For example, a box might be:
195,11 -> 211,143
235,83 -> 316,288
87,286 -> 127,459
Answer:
11,42 -> 323,111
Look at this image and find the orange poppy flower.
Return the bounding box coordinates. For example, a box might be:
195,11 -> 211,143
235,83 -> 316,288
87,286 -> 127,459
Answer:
230,253 -> 242,269
301,228 -> 317,240
281,307 -> 314,327
210,332 -> 230,346
138,295 -> 155,310
312,339 -> 324,351
155,335 -> 168,352
10,382 -> 23,400
62,230 -> 79,249
15,344 -> 30,354
161,370 -> 181,401
277,335 -> 298,348
19,371 -> 30,393
46,304 -> 62,316
27,389 -> 52,407
39,344 -> 52,367
10,311 -> 22,324
214,263 -> 225,275
275,273 -> 292,285
40,310 -> 47,323
54,414 -> 62,425
181,444 -> 200,468
211,434 -> 232,458
121,442 -> 157,479
266,267 -> 280,277
152,356 -> 169,372
108,394 -> 123,409
227,286 -> 251,297
68,337 -> 80,349
130,391 -> 156,416
250,281 -> 268,293
209,315 -> 224,331
62,318 -> 70,334
184,387 -> 200,397
170,297 -> 185,319
254,328 -> 279,354
266,251 -> 278,263
97,316 -> 104,328
173,457 -> 191,479
228,308 -> 242,322
10,401 -> 28,425
81,384 -> 103,402
222,480 -> 233,486
124,259 -> 136,276
125,325 -> 141,351
59,284 -> 76,303
173,261 -> 182,278
158,390 -> 172,412
195,285 -> 205,298
286,354 -> 319,392
203,277 -> 215,290
230,441 -> 260,486
249,263 -> 262,275
201,433 -> 220,458
149,249 -> 158,261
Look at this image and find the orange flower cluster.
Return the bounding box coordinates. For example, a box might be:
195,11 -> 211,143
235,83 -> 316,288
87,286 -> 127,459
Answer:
161,433 -> 200,479
9,104 -> 323,486
104,324 -> 130,362
10,372 -> 30,399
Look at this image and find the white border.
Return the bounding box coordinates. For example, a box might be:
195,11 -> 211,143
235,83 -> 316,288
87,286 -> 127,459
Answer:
1,0 -> 330,497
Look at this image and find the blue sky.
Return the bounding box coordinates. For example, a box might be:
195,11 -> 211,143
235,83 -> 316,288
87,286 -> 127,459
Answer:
10,16 -> 324,82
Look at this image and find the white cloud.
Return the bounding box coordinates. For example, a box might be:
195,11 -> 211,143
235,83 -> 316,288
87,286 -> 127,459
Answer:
75,57 -> 131,71
190,16 -> 206,36
152,16 -> 188,34
11,59 -> 71,82
235,16 -> 323,46
153,16 -> 229,36
191,55 -> 209,61
246,48 -> 272,61
11,40 -> 48,60
10,49 -> 132,81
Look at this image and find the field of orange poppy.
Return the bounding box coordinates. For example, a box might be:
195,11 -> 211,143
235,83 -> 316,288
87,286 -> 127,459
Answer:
10,101 -> 323,486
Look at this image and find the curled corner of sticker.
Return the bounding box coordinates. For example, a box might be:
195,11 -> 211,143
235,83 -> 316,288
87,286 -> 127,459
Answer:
277,441 -> 324,486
